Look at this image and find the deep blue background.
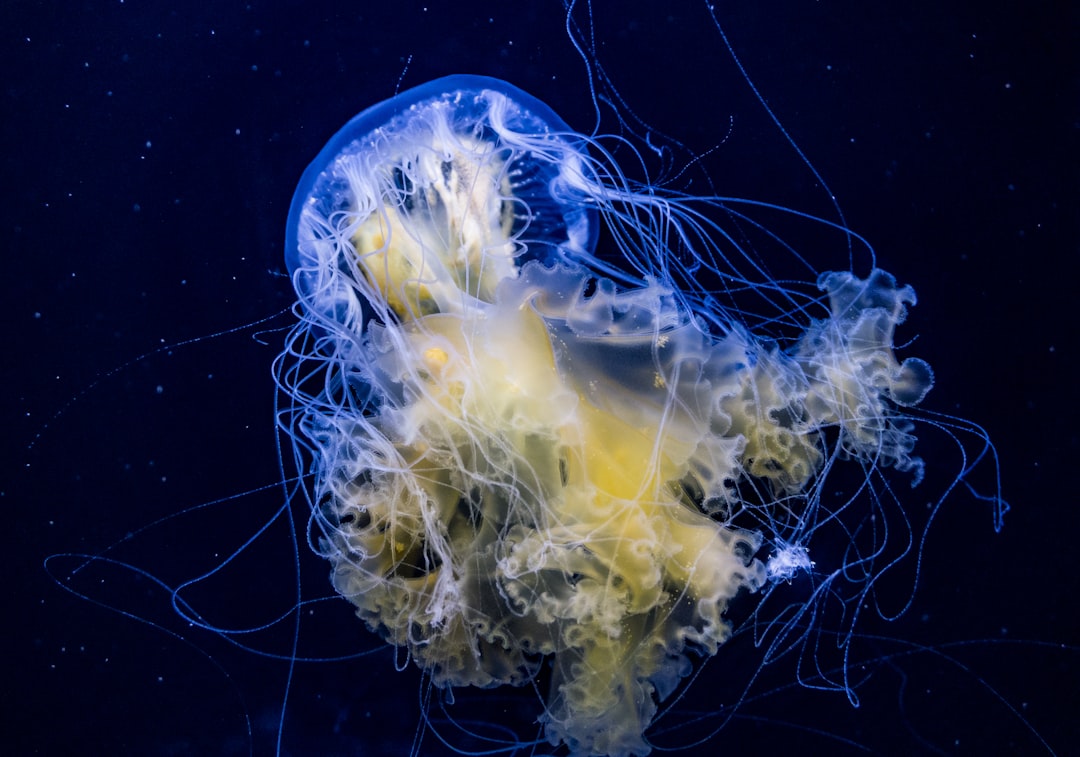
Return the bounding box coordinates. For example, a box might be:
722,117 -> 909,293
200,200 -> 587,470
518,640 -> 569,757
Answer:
4,1 -> 1076,755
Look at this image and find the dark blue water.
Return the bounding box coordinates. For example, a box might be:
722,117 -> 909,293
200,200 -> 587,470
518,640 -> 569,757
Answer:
5,1 -> 1076,755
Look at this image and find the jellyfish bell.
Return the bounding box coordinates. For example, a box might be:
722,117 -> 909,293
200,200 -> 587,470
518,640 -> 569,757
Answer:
285,75 -> 597,312
279,74 -> 938,756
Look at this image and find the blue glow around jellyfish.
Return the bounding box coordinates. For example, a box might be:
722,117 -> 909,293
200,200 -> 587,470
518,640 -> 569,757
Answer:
277,74 -> 956,757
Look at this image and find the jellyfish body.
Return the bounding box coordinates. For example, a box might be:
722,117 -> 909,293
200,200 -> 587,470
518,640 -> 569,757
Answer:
280,75 -> 932,756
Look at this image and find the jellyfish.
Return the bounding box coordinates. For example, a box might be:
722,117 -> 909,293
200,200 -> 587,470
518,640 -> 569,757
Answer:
278,74 -> 937,757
